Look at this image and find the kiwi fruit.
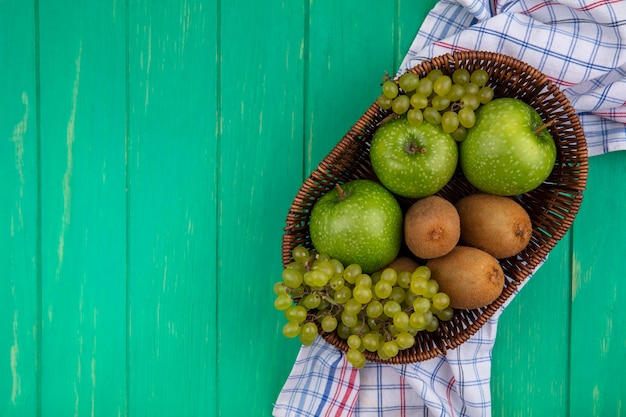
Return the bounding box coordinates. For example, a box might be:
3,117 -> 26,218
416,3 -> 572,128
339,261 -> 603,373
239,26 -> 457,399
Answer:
384,256 -> 419,273
426,246 -> 504,310
404,195 -> 460,259
455,193 -> 532,259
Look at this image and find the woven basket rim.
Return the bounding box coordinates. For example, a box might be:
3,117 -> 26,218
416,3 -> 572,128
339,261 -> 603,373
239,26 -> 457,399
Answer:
282,50 -> 588,363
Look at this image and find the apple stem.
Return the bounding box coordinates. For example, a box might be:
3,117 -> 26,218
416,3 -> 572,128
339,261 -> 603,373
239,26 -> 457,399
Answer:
533,119 -> 554,135
408,142 -> 427,154
335,183 -> 346,200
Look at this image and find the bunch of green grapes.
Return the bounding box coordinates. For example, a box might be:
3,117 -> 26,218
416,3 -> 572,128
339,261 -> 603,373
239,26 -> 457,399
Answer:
273,245 -> 454,369
376,68 -> 495,141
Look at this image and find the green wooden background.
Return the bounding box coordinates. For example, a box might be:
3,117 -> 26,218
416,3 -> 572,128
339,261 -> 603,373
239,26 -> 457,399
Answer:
1,0 -> 625,416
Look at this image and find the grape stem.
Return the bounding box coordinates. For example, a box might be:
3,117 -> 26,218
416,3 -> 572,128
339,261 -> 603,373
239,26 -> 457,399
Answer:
533,119 -> 554,135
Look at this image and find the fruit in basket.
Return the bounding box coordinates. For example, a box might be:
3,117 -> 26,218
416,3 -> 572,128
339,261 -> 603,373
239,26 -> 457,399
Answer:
456,193 -> 533,258
369,116 -> 458,198
426,246 -> 504,310
309,179 -> 403,274
460,97 -> 557,196
273,245 -> 454,367
404,196 -> 460,259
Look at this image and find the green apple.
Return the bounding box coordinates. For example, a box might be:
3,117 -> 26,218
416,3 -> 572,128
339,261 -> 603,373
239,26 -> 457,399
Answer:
460,98 -> 557,196
309,179 -> 402,273
369,116 -> 458,198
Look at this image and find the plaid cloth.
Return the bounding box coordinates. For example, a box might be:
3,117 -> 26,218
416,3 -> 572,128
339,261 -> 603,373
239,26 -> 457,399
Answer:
274,1 -> 626,415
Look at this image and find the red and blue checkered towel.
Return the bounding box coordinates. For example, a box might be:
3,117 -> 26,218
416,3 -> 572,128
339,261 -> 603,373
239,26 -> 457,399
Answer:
274,1 -> 626,415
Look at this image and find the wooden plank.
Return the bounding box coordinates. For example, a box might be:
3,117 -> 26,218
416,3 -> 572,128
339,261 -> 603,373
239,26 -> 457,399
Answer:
570,151 -> 626,416
127,1 -> 217,415
216,1 -> 306,415
491,237 -> 572,416
0,1 -> 39,415
37,1 -> 128,414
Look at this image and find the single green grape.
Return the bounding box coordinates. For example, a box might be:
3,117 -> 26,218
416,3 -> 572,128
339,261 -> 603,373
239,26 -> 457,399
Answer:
423,107 -> 442,125
303,292 -> 321,309
464,82 -> 480,95
393,311 -> 410,330
397,271 -> 412,289
410,93 -> 429,110
446,84 -> 465,101
426,68 -> 444,80
346,348 -> 366,369
282,321 -> 301,338
347,334 -> 362,350
416,77 -> 434,96
477,86 -> 495,104
407,108 -> 424,127
304,270 -> 330,287
284,305 -> 308,323
382,340 -> 400,358
409,311 -> 428,331
376,94 -> 393,110
380,268 -> 398,285
413,296 -> 431,313
398,72 -> 420,92
441,111 -> 459,133
436,306 -> 454,321
410,277 -> 429,297
391,95 -> 410,115
374,280 -> 393,299
321,315 -> 338,332
282,268 -> 303,288
362,332 -> 381,352
273,281 -> 288,295
344,298 -> 363,315
336,322 -> 352,340
425,315 -> 440,332
389,286 -> 406,304
274,293 -> 293,311
460,94 -> 480,110
431,95 -> 451,111
292,245 -> 310,263
432,292 -> 451,310
355,273 -> 372,287
452,68 -> 470,85
343,264 -> 362,284
334,286 -> 352,304
353,285 -> 373,304
366,300 -> 384,319
340,311 -> 358,328
433,75 -> 452,96
300,322 -> 319,342
329,275 -> 345,290
383,300 -> 402,318
458,107 -> 476,128
451,125 -> 467,142
470,69 -> 489,87
382,80 -> 399,99
411,265 -> 431,280
396,331 -> 415,349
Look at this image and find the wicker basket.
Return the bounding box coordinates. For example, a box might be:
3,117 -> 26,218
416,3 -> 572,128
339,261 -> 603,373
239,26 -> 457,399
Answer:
282,51 -> 588,363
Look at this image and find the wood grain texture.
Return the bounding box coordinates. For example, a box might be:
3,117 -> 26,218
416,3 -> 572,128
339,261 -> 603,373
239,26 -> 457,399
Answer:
127,0 -> 217,415
217,1 -> 306,415
37,1 -> 128,414
570,151 -> 626,417
0,1 -> 39,415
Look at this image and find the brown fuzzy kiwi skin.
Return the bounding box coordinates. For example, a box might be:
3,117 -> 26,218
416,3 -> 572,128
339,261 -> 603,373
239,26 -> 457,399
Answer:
384,256 -> 419,273
404,195 -> 460,260
455,193 -> 532,259
426,246 -> 504,310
